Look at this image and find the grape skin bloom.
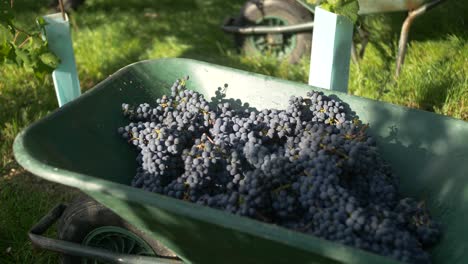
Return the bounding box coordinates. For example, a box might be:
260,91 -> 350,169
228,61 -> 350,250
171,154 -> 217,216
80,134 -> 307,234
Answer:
118,77 -> 441,264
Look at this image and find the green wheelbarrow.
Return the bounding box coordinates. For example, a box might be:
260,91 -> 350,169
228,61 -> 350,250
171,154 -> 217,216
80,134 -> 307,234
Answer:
14,58 -> 468,263
222,0 -> 448,76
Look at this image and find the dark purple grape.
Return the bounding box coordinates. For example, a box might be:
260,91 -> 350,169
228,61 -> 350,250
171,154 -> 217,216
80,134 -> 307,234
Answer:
119,77 -> 441,264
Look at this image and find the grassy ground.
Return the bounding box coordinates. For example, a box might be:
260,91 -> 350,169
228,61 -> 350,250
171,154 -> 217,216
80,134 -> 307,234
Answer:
0,0 -> 466,262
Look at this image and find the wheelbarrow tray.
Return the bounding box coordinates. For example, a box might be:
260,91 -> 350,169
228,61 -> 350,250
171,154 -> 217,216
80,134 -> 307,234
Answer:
13,58 -> 468,264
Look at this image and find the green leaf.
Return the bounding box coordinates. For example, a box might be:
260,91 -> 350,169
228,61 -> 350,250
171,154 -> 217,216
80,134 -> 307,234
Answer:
33,60 -> 54,80
39,52 -> 60,68
0,2 -> 59,81
36,16 -> 48,34
0,41 -> 13,61
14,47 -> 32,67
31,41 -> 58,80
320,0 -> 359,23
335,1 -> 359,23
36,17 -> 47,27
29,34 -> 45,50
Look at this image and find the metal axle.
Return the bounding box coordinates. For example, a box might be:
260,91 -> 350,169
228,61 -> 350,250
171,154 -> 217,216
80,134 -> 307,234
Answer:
222,21 -> 314,34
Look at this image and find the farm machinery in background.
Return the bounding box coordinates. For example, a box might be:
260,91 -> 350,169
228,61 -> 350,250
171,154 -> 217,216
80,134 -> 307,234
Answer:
223,0 -> 447,76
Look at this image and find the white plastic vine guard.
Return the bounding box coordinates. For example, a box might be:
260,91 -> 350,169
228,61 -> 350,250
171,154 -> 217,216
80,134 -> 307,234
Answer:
308,7 -> 354,93
42,13 -> 81,107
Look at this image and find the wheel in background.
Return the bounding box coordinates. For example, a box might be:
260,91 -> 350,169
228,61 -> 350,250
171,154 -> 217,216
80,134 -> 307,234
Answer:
57,194 -> 177,264
237,0 -> 313,63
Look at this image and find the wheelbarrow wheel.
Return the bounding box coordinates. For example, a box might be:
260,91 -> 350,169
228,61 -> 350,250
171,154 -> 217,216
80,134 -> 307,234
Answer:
57,194 -> 177,263
237,0 -> 313,63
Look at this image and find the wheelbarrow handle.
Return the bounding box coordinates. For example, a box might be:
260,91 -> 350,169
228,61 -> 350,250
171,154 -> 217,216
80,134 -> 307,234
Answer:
29,204 -> 183,264
222,21 -> 315,34
395,0 -> 448,77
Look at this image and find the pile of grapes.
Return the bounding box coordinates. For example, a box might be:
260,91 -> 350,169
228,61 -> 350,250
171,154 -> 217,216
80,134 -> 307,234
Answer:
118,77 -> 441,263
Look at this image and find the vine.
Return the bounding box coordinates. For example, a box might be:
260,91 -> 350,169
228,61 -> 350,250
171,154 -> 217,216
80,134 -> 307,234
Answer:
320,0 -> 360,23
0,0 -> 60,80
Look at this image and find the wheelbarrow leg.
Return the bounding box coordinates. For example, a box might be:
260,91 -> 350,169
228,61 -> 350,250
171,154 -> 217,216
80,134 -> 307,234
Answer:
357,26 -> 370,59
351,42 -> 359,64
395,0 -> 447,78
351,26 -> 369,65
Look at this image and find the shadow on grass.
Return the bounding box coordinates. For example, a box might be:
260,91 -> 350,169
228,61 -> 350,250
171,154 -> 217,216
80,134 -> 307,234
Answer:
67,0 -> 247,87
0,169 -> 78,263
67,0 -> 309,89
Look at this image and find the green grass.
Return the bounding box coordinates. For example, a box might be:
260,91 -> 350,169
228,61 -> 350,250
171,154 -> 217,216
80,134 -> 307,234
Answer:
0,170 -> 77,263
0,0 -> 466,262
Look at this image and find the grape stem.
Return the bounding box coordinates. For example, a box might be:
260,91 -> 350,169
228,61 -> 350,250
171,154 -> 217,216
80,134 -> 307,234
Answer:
255,212 -> 272,223
299,222 -> 313,232
204,133 -> 214,144
272,184 -> 291,194
328,147 -> 349,158
355,124 -> 369,141
127,132 -> 139,142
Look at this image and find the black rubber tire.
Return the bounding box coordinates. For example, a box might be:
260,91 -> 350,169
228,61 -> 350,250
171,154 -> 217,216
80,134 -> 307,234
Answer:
237,0 -> 313,63
57,194 -> 177,264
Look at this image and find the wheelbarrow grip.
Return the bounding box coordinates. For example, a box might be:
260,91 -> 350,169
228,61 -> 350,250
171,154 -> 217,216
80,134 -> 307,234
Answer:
29,204 -> 183,264
30,204 -> 67,236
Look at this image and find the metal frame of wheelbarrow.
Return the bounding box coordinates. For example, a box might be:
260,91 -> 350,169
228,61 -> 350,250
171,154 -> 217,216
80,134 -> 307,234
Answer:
222,0 -> 448,77
29,204 -> 183,264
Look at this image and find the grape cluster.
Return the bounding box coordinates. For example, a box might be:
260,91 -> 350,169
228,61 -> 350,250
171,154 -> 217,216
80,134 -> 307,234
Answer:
118,77 -> 441,263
